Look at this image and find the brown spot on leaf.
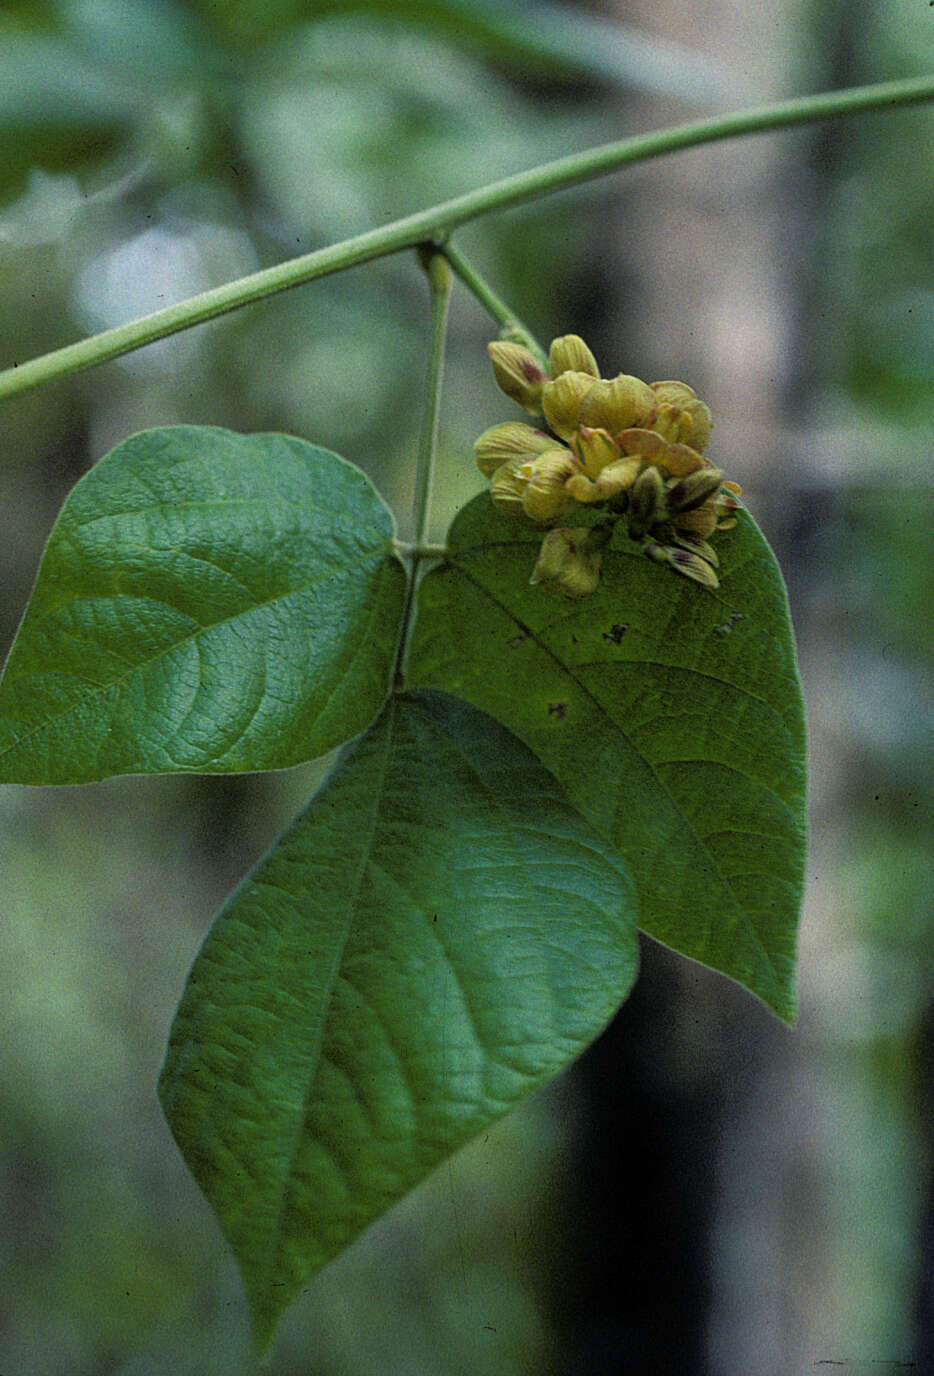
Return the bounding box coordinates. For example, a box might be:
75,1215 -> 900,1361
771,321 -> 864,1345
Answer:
713,612 -> 744,637
603,623 -> 629,645
547,701 -> 568,720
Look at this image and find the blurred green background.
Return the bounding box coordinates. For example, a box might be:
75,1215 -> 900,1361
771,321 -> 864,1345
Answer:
2,1 -> 933,1372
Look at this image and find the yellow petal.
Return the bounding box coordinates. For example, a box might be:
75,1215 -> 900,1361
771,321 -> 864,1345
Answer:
542,371 -> 598,440
474,422 -> 556,478
657,442 -> 705,478
572,425 -> 619,478
579,374 -> 655,433
592,456 -> 642,500
531,527 -> 604,598
649,380 -> 698,405
490,458 -> 537,525
521,448 -> 579,523
548,334 -> 600,379
682,399 -> 712,453
647,387 -> 712,451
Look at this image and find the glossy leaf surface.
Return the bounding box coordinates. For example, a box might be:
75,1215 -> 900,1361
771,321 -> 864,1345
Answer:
409,496 -> 807,1020
0,426 -> 405,783
159,689 -> 639,1348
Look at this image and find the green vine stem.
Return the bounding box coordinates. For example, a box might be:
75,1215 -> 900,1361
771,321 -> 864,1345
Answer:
2,75 -> 933,403
392,245 -> 452,692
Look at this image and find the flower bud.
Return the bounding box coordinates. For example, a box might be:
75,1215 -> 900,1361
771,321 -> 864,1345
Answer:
474,422 -> 556,478
530,527 -> 605,598
671,530 -> 719,567
666,466 -> 725,514
627,465 -> 666,539
714,480 -> 742,530
521,449 -> 579,524
579,374 -> 655,433
644,540 -> 719,589
668,547 -> 719,588
548,334 -> 600,379
488,341 -> 549,412
572,425 -> 618,478
673,498 -> 718,539
541,371 -> 597,439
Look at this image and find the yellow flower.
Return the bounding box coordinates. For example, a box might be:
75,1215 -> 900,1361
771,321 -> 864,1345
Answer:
476,331 -> 739,594
647,381 -> 713,452
520,449 -> 579,524
488,449 -> 579,525
489,457 -> 539,525
530,526 -> 610,598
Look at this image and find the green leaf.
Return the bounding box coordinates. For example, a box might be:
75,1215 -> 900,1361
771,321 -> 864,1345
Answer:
196,0 -> 730,106
0,426 -> 406,783
158,688 -> 638,1350
408,496 -> 807,1021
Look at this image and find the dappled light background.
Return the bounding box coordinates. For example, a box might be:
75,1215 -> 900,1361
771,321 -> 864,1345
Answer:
1,1 -> 933,1372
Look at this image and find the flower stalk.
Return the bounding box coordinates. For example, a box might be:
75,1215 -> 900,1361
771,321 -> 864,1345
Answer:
393,246 -> 452,692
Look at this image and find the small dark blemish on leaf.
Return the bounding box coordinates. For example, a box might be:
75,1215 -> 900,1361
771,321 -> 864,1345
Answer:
713,611 -> 744,637
547,701 -> 567,720
508,630 -> 530,648
603,623 -> 629,645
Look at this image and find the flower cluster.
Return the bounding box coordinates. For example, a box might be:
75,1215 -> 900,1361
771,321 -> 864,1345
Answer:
474,334 -> 740,595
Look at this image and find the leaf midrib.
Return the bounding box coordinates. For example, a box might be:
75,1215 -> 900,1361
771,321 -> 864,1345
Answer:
443,550 -> 786,995
258,697 -> 397,1317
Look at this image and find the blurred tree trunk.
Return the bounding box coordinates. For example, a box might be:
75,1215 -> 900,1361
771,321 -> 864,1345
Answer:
551,1 -> 839,1371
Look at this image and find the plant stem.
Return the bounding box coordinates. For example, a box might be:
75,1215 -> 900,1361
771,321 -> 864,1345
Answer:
393,540 -> 448,561
393,246 -> 452,692
440,240 -> 547,366
2,74 -> 934,403
412,246 -> 452,547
